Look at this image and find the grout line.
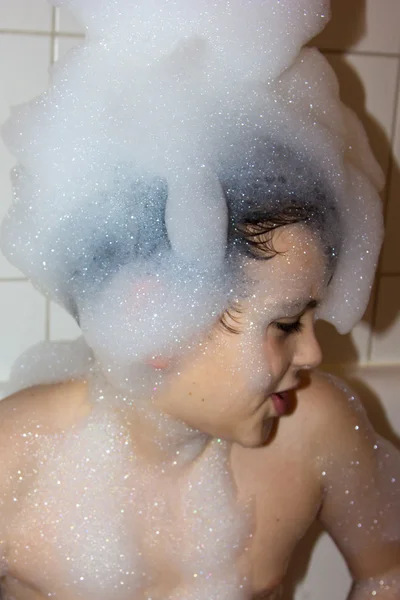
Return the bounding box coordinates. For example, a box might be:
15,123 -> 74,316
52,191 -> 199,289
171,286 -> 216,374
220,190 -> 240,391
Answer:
0,29 -> 53,36
51,7 -> 57,64
50,31 -> 85,39
45,298 -> 51,341
0,29 -> 84,39
0,278 -> 28,283
53,5 -> 60,35
366,277 -> 381,362
318,48 -> 400,59
322,360 -> 400,370
366,56 -> 400,362
0,35 -> 397,56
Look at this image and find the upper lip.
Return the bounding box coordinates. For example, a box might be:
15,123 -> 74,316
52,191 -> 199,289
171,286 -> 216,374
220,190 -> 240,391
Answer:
272,385 -> 297,395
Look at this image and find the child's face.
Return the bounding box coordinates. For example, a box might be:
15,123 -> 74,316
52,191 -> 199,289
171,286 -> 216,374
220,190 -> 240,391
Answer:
152,224 -> 329,447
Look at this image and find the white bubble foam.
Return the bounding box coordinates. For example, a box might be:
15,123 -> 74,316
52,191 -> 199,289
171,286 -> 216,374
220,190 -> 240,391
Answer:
1,3 -> 383,375
0,2 -> 386,597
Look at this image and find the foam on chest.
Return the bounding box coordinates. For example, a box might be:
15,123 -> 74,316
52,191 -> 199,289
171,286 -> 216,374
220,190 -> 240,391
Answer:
8,408 -> 250,600
9,410 -> 150,598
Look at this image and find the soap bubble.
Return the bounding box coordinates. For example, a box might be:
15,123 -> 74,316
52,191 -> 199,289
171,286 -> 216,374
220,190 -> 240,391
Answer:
1,0 -> 383,387
0,3 -> 387,599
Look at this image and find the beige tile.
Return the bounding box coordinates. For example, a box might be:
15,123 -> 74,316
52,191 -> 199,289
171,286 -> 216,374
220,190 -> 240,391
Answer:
313,0 -> 400,54
370,275 -> 400,363
293,532 -> 349,600
382,168 -> 400,274
0,34 -> 51,277
49,302 -> 82,340
0,0 -> 52,32
381,84 -> 400,274
0,281 -> 46,380
317,280 -> 376,366
317,320 -> 371,367
324,53 -> 398,176
55,6 -> 84,35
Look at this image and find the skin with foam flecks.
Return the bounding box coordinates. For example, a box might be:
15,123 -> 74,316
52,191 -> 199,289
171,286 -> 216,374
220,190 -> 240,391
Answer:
0,224 -> 398,600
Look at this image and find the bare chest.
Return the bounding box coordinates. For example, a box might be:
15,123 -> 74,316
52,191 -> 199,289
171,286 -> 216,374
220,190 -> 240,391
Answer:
232,435 -> 323,593
3,426 -> 248,600
3,424 -> 321,600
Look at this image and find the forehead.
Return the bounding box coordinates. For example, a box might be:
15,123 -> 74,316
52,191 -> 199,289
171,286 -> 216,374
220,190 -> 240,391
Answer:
244,224 -> 327,311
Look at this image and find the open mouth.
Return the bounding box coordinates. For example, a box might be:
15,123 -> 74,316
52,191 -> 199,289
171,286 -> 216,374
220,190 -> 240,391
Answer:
270,391 -> 291,417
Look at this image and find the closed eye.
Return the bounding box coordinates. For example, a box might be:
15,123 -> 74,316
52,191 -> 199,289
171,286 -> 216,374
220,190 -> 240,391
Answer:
274,320 -> 303,335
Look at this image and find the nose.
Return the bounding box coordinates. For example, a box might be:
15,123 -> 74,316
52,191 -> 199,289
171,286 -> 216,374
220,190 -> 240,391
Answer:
292,327 -> 323,371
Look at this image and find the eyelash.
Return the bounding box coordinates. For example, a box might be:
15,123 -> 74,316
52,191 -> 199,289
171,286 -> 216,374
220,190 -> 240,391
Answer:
274,319 -> 303,335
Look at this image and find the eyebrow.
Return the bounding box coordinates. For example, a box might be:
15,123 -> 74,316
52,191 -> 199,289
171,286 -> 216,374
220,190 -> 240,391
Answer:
278,298 -> 320,315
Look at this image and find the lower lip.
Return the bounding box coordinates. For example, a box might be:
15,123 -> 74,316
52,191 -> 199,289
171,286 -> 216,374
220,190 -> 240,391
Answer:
271,392 -> 291,417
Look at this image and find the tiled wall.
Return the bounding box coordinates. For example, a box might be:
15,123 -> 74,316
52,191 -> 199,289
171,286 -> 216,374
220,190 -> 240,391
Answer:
0,0 -> 400,381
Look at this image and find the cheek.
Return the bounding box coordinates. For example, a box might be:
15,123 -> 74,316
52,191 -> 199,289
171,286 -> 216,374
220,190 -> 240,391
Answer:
263,333 -> 293,376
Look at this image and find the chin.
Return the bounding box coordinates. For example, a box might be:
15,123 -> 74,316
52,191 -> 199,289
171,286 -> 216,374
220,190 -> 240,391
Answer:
233,420 -> 275,448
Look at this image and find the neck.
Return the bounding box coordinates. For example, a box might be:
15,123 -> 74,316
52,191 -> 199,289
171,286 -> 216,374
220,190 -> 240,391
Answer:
82,362 -> 250,599
86,362 -> 212,467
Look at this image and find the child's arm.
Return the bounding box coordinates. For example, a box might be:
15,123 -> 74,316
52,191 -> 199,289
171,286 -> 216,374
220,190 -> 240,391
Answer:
312,374 -> 400,598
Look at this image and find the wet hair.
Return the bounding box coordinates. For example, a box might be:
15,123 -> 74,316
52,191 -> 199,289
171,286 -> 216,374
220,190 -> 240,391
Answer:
65,142 -> 341,324
220,199 -> 340,334
222,140 -> 340,267
229,201 -> 339,264
218,142 -> 342,333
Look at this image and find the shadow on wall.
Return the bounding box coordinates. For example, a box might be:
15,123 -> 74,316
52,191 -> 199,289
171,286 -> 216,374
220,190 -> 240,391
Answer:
283,1 -> 400,598
347,375 -> 400,450
282,372 -> 400,600
311,0 -> 367,50
311,0 -> 400,367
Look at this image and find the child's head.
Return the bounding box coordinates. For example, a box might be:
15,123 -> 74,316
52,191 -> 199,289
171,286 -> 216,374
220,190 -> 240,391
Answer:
0,1 -> 384,398
146,221 -> 327,447
48,140 -> 339,402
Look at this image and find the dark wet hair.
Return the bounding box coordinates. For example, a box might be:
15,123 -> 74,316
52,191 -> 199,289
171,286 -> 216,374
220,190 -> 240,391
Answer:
217,141 -> 341,333
221,139 -> 340,266
228,201 -> 339,264
65,142 -> 341,323
220,201 -> 339,334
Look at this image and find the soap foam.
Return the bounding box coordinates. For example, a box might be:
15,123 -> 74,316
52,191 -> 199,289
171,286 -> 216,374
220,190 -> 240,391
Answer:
1,2 -> 383,387
0,2 -> 387,598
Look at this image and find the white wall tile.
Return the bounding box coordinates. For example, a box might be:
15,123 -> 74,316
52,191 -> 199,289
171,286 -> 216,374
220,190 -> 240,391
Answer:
0,6 -> 398,371
324,53 -> 398,176
293,531 -> 350,600
0,148 -> 22,278
0,34 -> 51,277
0,0 -> 52,32
49,302 -> 82,340
53,35 -> 84,63
55,6 -> 84,35
0,281 -> 46,381
381,81 -> 400,274
313,0 -> 400,54
370,276 -> 400,363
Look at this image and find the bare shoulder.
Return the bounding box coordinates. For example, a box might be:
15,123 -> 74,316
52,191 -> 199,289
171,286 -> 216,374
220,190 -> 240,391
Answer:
0,379 -> 90,446
0,379 -> 91,504
231,370 -> 372,490
296,369 -> 362,415
294,369 -> 375,452
0,380 -> 91,568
